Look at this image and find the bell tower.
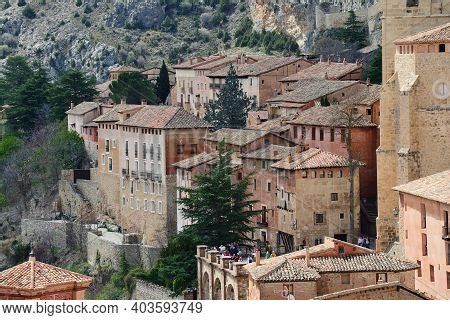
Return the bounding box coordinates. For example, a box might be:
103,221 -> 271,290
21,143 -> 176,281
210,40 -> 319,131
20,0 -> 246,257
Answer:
376,0 -> 450,251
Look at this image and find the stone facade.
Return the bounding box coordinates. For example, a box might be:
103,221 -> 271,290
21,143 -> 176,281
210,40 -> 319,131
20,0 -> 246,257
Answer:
132,279 -> 181,300
377,0 -> 450,250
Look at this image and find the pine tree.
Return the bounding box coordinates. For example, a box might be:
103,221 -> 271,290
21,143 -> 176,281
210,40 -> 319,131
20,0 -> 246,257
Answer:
366,46 -> 382,84
109,72 -> 157,104
204,65 -> 252,130
178,142 -> 259,248
47,69 -> 98,120
341,10 -> 367,48
0,56 -> 33,105
155,61 -> 171,104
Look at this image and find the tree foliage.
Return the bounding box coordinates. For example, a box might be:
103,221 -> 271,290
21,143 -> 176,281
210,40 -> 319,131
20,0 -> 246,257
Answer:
155,61 -> 171,104
366,46 -> 382,84
109,72 -> 157,105
204,65 -> 252,130
334,10 -> 368,49
47,69 -> 98,121
178,142 -> 259,247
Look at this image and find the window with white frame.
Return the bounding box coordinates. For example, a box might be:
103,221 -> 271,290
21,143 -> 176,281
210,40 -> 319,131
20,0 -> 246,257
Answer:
101,154 -> 105,165
158,201 -> 162,214
130,197 -> 134,209
144,182 -> 149,194
136,199 -> 140,210
150,201 -> 156,213
122,196 -> 126,207
143,143 -> 147,160
108,158 -> 113,171
112,139 -> 117,148
134,141 -> 138,158
121,177 -> 125,189
130,180 -> 134,195
136,180 -> 140,191
144,199 -> 148,211
106,139 -> 110,153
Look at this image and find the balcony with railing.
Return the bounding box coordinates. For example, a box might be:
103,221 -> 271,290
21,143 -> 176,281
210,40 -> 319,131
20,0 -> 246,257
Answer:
122,168 -> 129,176
131,170 -> 138,177
256,210 -> 269,228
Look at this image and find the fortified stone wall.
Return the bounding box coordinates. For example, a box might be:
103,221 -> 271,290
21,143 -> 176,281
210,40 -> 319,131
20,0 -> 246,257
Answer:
132,280 -> 181,300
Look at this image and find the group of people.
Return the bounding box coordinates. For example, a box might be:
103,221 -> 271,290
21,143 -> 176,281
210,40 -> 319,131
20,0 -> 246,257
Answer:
357,235 -> 371,248
217,243 -> 241,262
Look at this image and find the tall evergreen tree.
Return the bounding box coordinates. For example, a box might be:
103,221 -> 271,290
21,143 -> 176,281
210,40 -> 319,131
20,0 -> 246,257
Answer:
47,69 -> 98,121
109,72 -> 157,104
204,65 -> 252,130
6,64 -> 50,134
366,46 -> 382,84
0,56 -> 33,105
340,10 -> 367,48
178,142 -> 259,248
155,61 -> 171,104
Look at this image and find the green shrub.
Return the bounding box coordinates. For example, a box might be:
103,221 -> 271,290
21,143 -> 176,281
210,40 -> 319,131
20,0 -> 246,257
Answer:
75,0 -> 82,7
8,240 -> 31,264
84,4 -> 92,14
22,5 -> 36,19
17,0 -> 26,7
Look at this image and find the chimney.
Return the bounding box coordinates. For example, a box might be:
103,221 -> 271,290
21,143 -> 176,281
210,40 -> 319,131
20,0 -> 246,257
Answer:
141,99 -> 147,105
319,55 -> 323,62
305,246 -> 310,267
366,77 -> 371,86
324,72 -> 329,80
29,249 -> 36,289
273,149 -> 279,157
255,250 -> 261,266
337,56 -> 341,63
177,56 -> 181,65
287,153 -> 293,163
356,59 -> 362,66
189,57 -> 193,65
70,102 -> 74,109
296,145 -> 303,154
376,239 -> 381,253
120,97 -> 126,105
343,58 -> 347,65
327,56 -> 331,65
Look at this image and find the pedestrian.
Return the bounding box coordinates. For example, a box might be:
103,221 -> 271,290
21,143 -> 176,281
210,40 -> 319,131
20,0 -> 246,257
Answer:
357,235 -> 364,247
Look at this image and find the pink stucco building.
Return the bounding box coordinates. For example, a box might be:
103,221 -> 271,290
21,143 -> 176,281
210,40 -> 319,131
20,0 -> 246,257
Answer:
394,170 -> 450,299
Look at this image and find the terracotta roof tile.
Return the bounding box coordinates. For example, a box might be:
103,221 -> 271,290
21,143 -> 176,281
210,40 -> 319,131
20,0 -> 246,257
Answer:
109,65 -> 141,73
393,170 -> 450,205
208,57 -> 307,77
0,259 -> 92,291
172,152 -> 218,169
280,62 -> 362,82
394,22 -> 450,45
341,84 -> 381,106
173,56 -> 226,69
93,105 -> 142,123
241,145 -> 296,161
66,102 -> 100,116
207,128 -> 271,147
287,105 -> 376,128
257,258 -> 320,282
268,79 -> 358,104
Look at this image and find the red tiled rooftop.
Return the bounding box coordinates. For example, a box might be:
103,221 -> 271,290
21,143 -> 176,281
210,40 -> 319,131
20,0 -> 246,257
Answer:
394,22 -> 450,45
279,61 -> 362,82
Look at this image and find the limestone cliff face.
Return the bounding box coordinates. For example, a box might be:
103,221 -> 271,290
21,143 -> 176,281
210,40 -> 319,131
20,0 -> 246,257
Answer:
247,0 -> 381,49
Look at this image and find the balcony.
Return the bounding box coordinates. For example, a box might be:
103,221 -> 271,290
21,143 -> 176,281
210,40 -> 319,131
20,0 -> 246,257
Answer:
122,168 -> 129,176
153,173 -> 162,182
257,211 -> 269,228
209,83 -> 222,90
131,170 -> 138,177
443,226 -> 449,240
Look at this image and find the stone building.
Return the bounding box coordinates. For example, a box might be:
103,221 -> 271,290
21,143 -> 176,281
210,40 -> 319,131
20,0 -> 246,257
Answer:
108,65 -> 141,81
196,237 -> 419,300
0,253 -> 92,300
207,56 -> 313,108
393,170 -> 450,299
267,79 -> 363,117
287,103 -> 378,199
377,0 -> 450,250
94,103 -> 209,246
278,59 -> 363,93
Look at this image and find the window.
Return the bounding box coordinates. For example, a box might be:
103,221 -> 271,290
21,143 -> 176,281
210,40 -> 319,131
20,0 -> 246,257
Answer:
157,144 -> 161,161
315,238 -> 323,245
177,144 -> 184,155
422,234 -> 428,256
121,177 -> 125,189
330,128 -> 334,142
108,158 -> 113,171
125,141 -> 129,157
106,139 -> 110,153
282,284 -> 293,298
439,44 -> 446,53
135,179 -> 140,192
122,196 -> 126,207
150,201 -> 156,213
302,171 -> 308,179
338,170 -> 343,178
319,128 -> 324,141
340,129 -> 346,143
267,181 -> 271,192
341,274 -> 350,285
447,272 -> 450,289
191,144 -> 198,154
130,197 -> 134,209
405,229 -> 408,239
417,260 -> 422,277
430,265 -> 435,282
130,180 -> 134,195
134,142 -> 138,158
301,126 -> 306,140
150,144 -> 154,160
421,203 -> 426,228
293,126 -> 298,139
327,170 -> 333,178
331,193 -> 338,201
319,171 -> 325,178
158,201 -> 162,214
112,139 -> 117,148
312,127 -> 316,140
376,273 -> 387,283
314,213 -> 325,224
101,154 -> 105,166
406,0 -> 419,8
253,179 -> 257,191
143,143 -> 147,160
262,160 -> 268,169
136,199 -> 140,210
340,213 -> 345,220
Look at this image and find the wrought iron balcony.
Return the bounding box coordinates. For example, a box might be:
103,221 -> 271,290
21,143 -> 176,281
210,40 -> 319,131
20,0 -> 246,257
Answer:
131,170 -> 138,177
121,169 -> 129,176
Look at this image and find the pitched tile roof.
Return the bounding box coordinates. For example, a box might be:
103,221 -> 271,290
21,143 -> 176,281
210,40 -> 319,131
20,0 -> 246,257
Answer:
287,105 -> 376,128
95,80 -> 112,98
118,106 -> 210,129
271,148 -> 362,170
0,258 -> 92,291
172,152 -> 217,169
252,115 -> 296,133
394,22 -> 450,45
66,102 -> 100,116
244,237 -> 418,284
393,170 -> 450,205
173,55 -> 226,69
208,57 -> 305,77
279,62 -> 362,82
267,79 -> 358,104
241,145 -> 296,161
93,105 -> 142,123
109,65 -> 141,73
207,128 -> 271,147
341,84 -> 381,106
303,253 -> 418,273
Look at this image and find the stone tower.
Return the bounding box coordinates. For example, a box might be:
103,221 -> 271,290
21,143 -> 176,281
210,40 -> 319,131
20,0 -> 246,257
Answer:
377,0 -> 450,250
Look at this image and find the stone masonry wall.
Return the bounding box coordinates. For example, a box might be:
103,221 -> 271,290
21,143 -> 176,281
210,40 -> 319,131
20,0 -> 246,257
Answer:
132,280 -> 181,300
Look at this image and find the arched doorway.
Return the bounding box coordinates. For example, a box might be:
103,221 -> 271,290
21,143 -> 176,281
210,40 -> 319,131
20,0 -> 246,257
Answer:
213,278 -> 222,300
201,272 -> 210,300
226,284 -> 235,300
